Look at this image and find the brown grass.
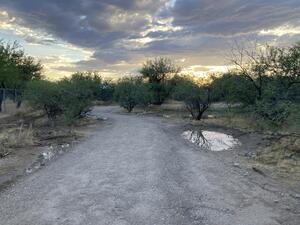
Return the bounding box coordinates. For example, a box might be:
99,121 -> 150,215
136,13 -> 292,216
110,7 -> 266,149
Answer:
0,100 -> 31,117
0,124 -> 36,158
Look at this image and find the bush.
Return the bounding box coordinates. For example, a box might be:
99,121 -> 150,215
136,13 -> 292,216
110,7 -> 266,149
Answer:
99,80 -> 115,102
114,77 -> 151,112
211,73 -> 257,105
135,79 -> 152,109
23,80 -> 62,120
255,99 -> 291,126
172,75 -> 211,120
24,72 -> 103,125
114,78 -> 138,112
58,73 -> 101,124
140,57 -> 180,105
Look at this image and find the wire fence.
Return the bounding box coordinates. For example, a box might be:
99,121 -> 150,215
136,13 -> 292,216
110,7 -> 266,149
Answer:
0,88 -> 22,113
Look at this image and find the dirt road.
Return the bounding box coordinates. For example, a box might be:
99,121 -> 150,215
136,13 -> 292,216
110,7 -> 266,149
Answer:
0,106 -> 299,225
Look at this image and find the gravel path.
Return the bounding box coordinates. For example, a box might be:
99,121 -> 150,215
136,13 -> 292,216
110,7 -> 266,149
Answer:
0,106 -> 299,225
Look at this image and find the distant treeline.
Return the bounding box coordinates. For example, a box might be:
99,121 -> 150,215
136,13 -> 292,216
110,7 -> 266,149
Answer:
1,39 -> 299,126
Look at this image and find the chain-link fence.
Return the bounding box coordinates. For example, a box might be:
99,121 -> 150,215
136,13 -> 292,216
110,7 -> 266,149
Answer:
0,88 -> 22,113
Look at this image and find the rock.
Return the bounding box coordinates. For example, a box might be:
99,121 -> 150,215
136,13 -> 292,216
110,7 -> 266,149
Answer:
233,162 -> 240,167
294,194 -> 300,199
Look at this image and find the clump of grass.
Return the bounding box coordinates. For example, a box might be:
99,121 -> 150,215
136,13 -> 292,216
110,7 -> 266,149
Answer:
254,135 -> 300,172
0,124 -> 35,158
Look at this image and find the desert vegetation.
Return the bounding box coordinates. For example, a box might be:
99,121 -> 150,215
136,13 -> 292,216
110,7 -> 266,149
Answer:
0,40 -> 299,176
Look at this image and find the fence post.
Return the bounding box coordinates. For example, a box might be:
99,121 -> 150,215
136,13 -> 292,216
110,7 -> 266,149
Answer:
0,89 -> 2,112
3,89 -> 6,113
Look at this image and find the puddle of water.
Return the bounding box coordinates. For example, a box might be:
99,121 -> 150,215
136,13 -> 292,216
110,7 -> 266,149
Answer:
182,130 -> 241,151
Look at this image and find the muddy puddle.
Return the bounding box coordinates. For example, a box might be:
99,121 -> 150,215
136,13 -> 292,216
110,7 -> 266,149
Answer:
182,130 -> 241,151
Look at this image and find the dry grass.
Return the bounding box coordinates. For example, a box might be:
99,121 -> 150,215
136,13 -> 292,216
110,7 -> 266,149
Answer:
0,124 -> 36,158
252,135 -> 300,185
0,100 -> 31,117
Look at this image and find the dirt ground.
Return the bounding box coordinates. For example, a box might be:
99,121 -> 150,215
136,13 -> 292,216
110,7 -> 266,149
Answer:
0,107 -> 101,191
0,105 -> 299,225
136,101 -> 300,190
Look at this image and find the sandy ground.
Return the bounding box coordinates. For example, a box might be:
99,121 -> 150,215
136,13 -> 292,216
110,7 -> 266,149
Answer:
0,106 -> 299,225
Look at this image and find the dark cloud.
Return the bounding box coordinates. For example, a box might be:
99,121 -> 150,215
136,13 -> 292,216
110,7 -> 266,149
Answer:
171,0 -> 300,36
0,0 -> 168,48
0,0 -> 300,75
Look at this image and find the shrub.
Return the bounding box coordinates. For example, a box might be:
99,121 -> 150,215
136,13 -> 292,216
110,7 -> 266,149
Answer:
99,80 -> 115,102
140,57 -> 180,105
255,99 -> 291,126
23,80 -> 62,120
24,72 -> 103,125
114,77 -> 151,112
135,79 -> 152,109
114,77 -> 138,112
58,73 -> 101,124
211,73 -> 257,106
172,76 -> 211,120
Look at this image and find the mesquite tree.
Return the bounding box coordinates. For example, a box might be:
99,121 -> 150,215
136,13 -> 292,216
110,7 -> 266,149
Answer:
140,57 -> 180,105
172,75 -> 211,120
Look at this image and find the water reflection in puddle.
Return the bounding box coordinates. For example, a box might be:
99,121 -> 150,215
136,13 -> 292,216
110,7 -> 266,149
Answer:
182,130 -> 241,151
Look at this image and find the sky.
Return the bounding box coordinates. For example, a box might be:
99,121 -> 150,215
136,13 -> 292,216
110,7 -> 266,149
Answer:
0,0 -> 300,80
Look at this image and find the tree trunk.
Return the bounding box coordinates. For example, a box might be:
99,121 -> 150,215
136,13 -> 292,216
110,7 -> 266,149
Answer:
0,90 -> 3,112
16,100 -> 22,108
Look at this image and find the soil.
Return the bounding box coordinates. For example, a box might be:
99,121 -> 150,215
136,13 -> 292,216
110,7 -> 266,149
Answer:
0,106 -> 299,225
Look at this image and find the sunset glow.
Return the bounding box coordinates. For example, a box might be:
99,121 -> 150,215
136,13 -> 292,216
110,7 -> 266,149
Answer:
0,1 -> 299,79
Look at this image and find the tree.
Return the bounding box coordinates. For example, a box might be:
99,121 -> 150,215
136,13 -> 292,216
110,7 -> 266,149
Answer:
262,43 -> 300,91
0,40 -> 42,110
140,57 -> 180,105
135,78 -> 152,109
211,73 -> 257,106
99,80 -> 115,102
23,80 -> 62,120
229,41 -> 269,101
58,72 -> 101,124
114,77 -> 138,112
172,75 -> 212,120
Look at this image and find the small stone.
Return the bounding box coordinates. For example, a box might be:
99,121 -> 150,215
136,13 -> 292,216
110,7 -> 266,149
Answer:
233,162 -> 240,167
294,194 -> 300,199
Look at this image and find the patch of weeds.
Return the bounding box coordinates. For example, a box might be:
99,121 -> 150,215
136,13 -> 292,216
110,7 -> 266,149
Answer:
0,124 -> 36,158
254,135 -> 300,172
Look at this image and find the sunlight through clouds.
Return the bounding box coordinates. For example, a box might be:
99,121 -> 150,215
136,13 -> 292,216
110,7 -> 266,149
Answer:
0,0 -> 300,79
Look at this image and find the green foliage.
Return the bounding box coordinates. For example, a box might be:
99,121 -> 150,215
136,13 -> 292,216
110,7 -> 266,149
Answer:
263,42 -> 300,89
140,57 -> 180,105
255,100 -> 291,126
0,41 -> 42,89
23,80 -> 61,120
114,77 -> 151,112
58,72 -> 102,124
211,73 -> 257,105
99,80 -> 115,102
135,80 -> 152,108
172,75 -> 211,120
24,72 -> 103,125
114,77 -> 138,112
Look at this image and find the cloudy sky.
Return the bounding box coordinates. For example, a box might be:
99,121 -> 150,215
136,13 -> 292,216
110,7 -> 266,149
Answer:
0,0 -> 300,79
